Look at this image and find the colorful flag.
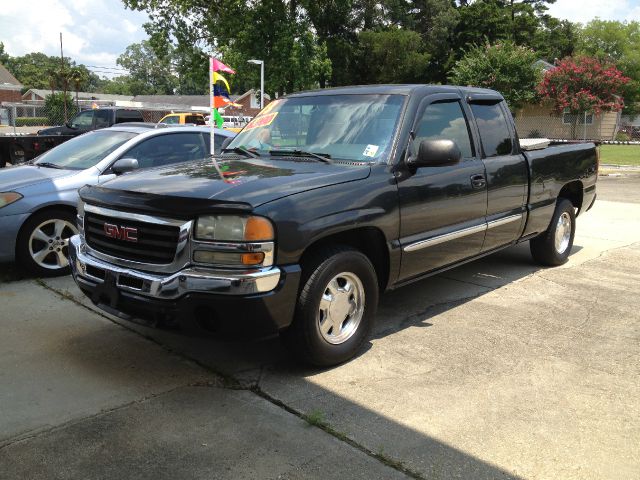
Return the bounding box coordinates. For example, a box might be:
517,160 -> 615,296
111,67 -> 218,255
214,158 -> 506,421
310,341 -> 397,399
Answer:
212,108 -> 223,128
212,58 -> 236,74
213,72 -> 231,92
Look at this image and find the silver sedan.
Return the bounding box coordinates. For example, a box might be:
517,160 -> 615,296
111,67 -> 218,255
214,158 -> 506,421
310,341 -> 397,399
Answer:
0,124 -> 234,276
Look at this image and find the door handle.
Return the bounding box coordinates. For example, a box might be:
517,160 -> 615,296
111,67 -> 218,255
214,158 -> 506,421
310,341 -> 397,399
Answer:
470,174 -> 486,189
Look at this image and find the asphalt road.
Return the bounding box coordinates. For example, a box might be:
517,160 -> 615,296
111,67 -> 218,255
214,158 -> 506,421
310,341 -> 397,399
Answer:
1,174 -> 639,479
597,172 -> 640,204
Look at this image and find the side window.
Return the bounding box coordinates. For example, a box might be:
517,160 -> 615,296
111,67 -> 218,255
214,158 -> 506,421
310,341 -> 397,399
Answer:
413,101 -> 474,158
71,110 -> 94,129
470,102 -> 513,157
94,110 -> 111,128
121,133 -> 208,169
203,133 -> 227,154
162,115 -> 179,124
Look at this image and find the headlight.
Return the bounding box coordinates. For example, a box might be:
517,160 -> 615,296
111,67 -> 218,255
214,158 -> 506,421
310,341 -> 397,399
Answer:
0,192 -> 23,209
195,215 -> 274,242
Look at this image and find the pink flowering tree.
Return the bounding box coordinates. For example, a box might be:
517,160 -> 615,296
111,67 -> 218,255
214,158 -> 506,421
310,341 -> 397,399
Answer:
538,57 -> 630,138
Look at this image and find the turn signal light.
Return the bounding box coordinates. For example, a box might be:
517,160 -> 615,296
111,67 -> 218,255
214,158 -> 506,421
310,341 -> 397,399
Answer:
244,216 -> 274,241
241,252 -> 265,265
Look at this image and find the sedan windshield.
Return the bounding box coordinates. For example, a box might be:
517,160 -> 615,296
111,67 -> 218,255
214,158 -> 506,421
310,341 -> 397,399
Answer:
35,130 -> 137,170
227,94 -> 405,162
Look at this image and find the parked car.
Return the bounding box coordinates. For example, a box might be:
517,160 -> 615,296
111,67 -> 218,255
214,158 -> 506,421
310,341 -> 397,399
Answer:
158,113 -> 207,125
0,107 -> 145,168
68,85 -> 597,366
0,125 -> 234,276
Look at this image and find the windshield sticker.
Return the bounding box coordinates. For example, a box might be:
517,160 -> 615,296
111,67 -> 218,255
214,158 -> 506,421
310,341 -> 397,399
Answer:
363,144 -> 379,157
244,112 -> 278,131
258,99 -> 281,116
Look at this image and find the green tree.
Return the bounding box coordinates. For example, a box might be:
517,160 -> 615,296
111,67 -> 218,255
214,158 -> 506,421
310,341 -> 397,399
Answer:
450,41 -> 541,110
116,40 -> 177,95
43,92 -> 77,125
355,29 -> 431,84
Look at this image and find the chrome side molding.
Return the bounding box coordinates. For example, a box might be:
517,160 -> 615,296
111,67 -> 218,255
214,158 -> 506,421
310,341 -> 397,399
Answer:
403,214 -> 522,252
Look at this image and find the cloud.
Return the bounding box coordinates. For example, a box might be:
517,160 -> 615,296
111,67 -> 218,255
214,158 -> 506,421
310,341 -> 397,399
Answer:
0,0 -> 149,77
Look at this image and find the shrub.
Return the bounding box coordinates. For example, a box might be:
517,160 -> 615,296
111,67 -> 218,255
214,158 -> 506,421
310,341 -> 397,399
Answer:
43,92 -> 78,126
615,131 -> 630,141
15,117 -> 48,127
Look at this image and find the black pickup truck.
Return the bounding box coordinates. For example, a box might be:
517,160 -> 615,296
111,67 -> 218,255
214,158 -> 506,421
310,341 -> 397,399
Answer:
69,85 -> 597,366
0,107 -> 143,167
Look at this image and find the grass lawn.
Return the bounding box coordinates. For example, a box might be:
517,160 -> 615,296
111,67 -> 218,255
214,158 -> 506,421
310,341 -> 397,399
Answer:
599,145 -> 640,166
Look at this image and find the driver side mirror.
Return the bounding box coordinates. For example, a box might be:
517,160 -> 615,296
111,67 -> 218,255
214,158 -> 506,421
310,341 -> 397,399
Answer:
407,139 -> 462,169
111,158 -> 139,174
220,137 -> 233,152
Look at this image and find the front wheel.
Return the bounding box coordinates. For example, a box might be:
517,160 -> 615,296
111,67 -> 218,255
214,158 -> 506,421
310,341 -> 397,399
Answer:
530,198 -> 576,266
282,246 -> 379,366
16,209 -> 78,277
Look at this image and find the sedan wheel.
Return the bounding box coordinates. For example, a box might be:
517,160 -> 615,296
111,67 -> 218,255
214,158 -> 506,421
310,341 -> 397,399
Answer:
17,209 -> 78,277
28,218 -> 77,270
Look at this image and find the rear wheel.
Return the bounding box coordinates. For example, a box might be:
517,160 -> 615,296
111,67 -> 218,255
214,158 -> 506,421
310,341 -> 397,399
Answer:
530,198 -> 576,266
282,246 -> 378,366
16,209 -> 78,277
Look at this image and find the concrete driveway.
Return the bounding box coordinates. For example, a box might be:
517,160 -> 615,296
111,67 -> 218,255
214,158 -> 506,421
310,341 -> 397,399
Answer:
1,174 -> 639,479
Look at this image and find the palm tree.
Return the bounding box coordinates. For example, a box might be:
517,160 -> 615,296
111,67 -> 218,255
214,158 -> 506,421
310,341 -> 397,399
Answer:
69,67 -> 88,109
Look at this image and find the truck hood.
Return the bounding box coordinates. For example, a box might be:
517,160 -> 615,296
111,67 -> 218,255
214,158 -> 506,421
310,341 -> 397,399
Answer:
0,165 -> 78,192
84,157 -> 371,216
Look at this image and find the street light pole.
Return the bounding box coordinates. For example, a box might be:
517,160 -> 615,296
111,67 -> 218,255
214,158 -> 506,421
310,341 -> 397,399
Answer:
248,59 -> 264,110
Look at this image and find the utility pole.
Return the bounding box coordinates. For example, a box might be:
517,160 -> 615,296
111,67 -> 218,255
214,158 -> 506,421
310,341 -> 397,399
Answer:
60,32 -> 68,122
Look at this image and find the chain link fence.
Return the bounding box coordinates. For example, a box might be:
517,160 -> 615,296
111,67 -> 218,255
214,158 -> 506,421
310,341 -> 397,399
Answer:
0,100 -> 188,133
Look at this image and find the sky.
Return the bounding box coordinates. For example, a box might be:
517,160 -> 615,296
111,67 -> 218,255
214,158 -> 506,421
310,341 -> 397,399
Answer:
0,0 -> 149,78
0,0 -> 639,79
547,0 -> 640,24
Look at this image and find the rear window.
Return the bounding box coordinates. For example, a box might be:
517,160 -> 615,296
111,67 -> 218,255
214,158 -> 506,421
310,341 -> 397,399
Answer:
470,102 -> 513,157
115,110 -> 144,123
185,115 -> 206,125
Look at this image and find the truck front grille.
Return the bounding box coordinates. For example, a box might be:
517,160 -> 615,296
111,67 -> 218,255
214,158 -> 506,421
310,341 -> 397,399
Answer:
84,212 -> 180,264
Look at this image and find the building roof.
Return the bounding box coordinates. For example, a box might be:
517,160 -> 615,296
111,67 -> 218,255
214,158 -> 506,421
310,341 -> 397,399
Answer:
132,95 -> 212,107
534,59 -> 556,72
0,63 -> 22,90
23,89 -> 133,101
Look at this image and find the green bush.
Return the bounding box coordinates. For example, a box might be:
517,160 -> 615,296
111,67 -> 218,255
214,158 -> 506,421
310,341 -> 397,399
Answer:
15,117 -> 48,127
615,131 -> 630,141
43,92 -> 78,126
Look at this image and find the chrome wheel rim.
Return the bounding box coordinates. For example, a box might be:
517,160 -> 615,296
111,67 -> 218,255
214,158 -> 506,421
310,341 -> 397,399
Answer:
554,212 -> 572,254
28,219 -> 78,270
317,272 -> 365,345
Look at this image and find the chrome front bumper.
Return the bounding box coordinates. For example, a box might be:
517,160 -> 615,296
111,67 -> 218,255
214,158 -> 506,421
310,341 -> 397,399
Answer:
68,235 -> 281,299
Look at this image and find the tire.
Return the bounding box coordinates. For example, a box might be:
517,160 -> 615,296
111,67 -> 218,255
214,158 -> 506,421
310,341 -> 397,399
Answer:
282,245 -> 379,367
530,198 -> 576,266
16,209 -> 78,277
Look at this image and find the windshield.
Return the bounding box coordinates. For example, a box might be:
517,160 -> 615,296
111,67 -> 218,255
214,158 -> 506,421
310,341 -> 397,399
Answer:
227,94 -> 405,162
35,130 -> 137,170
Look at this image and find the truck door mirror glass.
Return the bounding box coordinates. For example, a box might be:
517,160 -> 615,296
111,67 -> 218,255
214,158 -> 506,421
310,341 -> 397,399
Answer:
111,158 -> 139,174
408,139 -> 461,168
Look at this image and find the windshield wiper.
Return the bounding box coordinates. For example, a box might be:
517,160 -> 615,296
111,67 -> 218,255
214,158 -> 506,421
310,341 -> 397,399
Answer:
269,149 -> 332,164
35,162 -> 63,169
221,146 -> 259,158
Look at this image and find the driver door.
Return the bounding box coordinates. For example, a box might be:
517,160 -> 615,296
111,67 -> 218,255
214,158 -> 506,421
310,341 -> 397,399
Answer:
397,94 -> 488,281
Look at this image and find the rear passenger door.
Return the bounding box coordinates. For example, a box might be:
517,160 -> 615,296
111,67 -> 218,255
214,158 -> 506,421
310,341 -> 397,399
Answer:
468,98 -> 528,252
397,94 -> 488,280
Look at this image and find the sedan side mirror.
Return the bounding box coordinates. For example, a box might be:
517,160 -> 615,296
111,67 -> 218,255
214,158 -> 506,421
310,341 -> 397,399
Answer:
407,139 -> 462,169
220,137 -> 233,152
111,158 -> 139,174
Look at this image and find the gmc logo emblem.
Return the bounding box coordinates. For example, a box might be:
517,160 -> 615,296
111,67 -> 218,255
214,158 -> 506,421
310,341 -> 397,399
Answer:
104,223 -> 138,242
